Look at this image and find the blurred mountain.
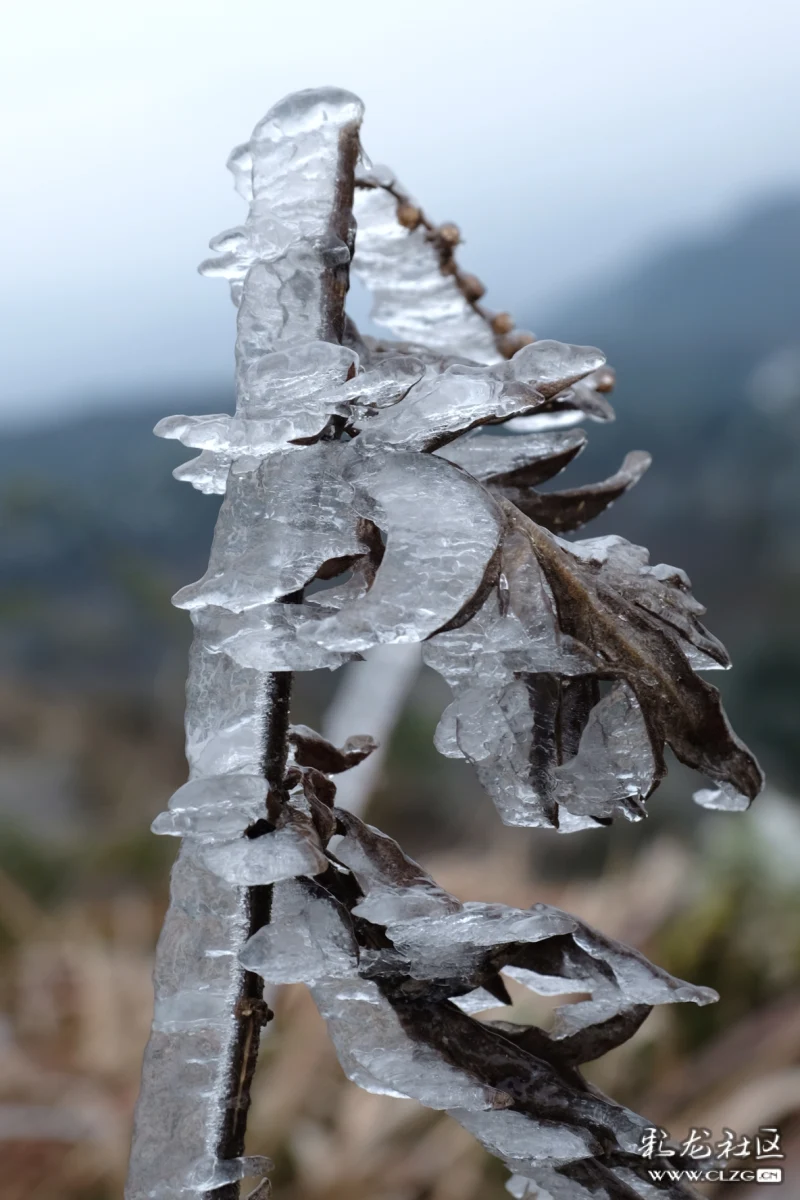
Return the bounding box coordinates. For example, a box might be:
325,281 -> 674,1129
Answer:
546,193 -> 800,357
1,195 -> 799,781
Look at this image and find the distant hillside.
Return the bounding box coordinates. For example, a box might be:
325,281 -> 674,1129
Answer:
1,196 -> 799,781
545,194 -> 800,357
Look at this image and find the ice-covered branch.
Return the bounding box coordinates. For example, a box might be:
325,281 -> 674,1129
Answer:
129,86 -> 763,1200
126,89 -> 364,1200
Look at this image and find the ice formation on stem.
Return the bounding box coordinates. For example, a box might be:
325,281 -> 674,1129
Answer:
127,87 -> 763,1200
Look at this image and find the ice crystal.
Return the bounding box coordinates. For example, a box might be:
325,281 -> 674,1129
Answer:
128,85 -> 763,1200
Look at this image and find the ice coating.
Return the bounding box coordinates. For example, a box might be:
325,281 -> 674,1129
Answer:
424,535 -> 605,828
194,600 -> 356,673
437,428 -> 588,486
126,88 -> 364,1200
156,342 -> 357,458
239,812 -> 714,1190
353,170 -> 500,363
300,450 -> 504,652
199,88 -> 364,298
131,83 -> 762,1200
240,880 -> 359,984
425,502 -> 762,829
173,444 -> 363,613
353,340 -> 604,453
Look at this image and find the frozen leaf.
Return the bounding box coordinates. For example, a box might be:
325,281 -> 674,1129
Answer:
335,809 -> 462,924
426,505 -> 761,827
300,450 -> 504,651
500,450 -> 652,534
173,444 -> 363,613
424,549 -> 602,828
438,428 -> 588,487
552,684 -> 655,822
507,366 -> 616,433
240,879 -> 359,983
354,340 -> 605,453
288,725 -> 378,773
521,510 -> 763,804
313,977 -> 496,1108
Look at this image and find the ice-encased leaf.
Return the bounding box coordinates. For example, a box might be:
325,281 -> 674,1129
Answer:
156,342 -> 357,457
239,806 -> 714,1192
523,511 -> 763,804
240,879 -> 359,983
437,428 -> 588,487
312,977 -> 498,1107
426,504 -> 762,827
353,170 -> 500,364
506,366 -> 616,433
335,810 -> 715,1024
552,684 -> 655,821
173,444 -> 362,613
424,529 -> 604,829
353,341 -> 605,453
299,449 -> 504,652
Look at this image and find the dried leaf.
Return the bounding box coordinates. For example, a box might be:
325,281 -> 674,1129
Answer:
288,724 -> 378,774
500,450 -> 652,534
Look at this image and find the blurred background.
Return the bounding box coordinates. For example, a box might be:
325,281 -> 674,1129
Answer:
1,1 -> 799,1196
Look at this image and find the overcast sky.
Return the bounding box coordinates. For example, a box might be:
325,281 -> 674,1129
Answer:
2,0 -> 799,426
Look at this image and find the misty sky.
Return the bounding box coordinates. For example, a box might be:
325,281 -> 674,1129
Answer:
2,0 -> 799,426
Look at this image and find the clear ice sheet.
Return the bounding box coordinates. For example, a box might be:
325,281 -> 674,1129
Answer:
173,444 -> 363,613
437,428 -> 588,486
352,172 -> 500,364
